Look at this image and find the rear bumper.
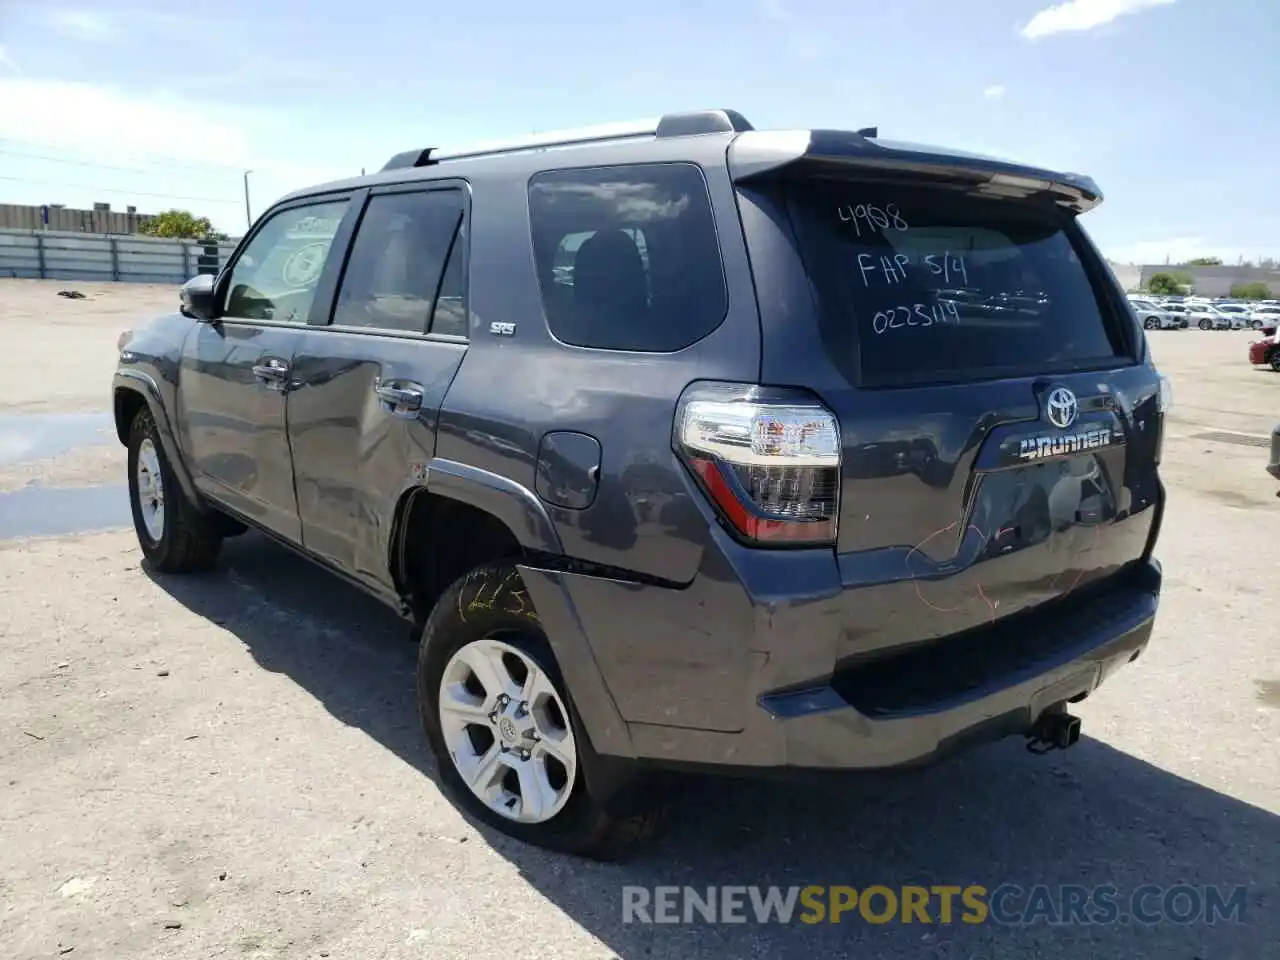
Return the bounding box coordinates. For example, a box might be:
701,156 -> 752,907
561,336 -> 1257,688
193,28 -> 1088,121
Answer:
522,542 -> 1163,773
758,561 -> 1158,770
1250,340 -> 1273,365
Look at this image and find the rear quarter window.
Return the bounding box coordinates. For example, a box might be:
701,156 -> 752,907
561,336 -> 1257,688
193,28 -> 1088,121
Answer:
528,163 -> 727,352
783,178 -> 1130,386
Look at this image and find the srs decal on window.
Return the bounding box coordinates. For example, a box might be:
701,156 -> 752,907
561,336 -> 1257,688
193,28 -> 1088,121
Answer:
281,241 -> 330,288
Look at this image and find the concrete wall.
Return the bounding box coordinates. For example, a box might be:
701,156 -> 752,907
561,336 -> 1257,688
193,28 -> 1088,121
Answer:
0,203 -> 159,235
0,228 -> 238,284
1108,262 -> 1142,292
1134,263 -> 1280,297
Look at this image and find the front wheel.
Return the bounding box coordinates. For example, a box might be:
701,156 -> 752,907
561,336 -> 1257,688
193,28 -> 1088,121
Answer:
1270,350 -> 1280,372
1143,316 -> 1159,331
417,562 -> 664,861
127,408 -> 222,572
1198,318 -> 1213,330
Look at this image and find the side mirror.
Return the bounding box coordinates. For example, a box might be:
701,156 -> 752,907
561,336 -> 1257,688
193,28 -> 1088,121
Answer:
179,273 -> 218,321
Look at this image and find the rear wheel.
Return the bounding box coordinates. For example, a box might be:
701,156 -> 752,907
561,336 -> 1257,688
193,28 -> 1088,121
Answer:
417,562 -> 664,861
1198,318 -> 1213,330
127,408 -> 222,573
1270,349 -> 1280,372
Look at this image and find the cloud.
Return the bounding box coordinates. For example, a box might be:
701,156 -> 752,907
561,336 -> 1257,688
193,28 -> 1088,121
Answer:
983,84 -> 1007,99
0,78 -> 252,163
756,0 -> 790,21
0,44 -> 20,74
43,9 -> 120,43
1020,0 -> 1175,40
0,77 -> 348,222
1104,237 -> 1249,265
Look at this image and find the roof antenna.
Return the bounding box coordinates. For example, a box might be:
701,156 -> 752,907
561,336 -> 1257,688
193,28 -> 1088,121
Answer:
856,126 -> 878,138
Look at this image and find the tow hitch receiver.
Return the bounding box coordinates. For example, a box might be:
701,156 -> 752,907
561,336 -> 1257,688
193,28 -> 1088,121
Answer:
1026,706 -> 1082,755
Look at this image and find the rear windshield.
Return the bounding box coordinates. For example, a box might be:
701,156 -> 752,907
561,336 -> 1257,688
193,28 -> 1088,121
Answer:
781,178 -> 1129,386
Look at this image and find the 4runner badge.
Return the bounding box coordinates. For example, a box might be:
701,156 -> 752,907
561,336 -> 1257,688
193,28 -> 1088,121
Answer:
1014,385 -> 1120,461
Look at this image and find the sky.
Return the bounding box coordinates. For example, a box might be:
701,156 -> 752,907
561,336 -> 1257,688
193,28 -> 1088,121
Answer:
0,0 -> 1276,264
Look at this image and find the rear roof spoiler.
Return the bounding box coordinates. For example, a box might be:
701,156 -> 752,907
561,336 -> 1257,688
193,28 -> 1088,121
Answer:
727,129 -> 1103,214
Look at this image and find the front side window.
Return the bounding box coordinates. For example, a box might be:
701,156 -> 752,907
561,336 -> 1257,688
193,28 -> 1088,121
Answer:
332,189 -> 467,336
528,162 -> 727,352
223,200 -> 349,323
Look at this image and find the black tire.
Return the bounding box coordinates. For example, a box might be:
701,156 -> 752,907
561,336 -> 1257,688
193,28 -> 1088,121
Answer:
1270,349 -> 1280,373
417,561 -> 664,861
127,407 -> 223,573
1143,316 -> 1159,330
1198,318 -> 1213,330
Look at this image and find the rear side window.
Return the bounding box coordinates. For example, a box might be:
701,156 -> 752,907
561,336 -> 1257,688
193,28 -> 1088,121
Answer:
783,179 -> 1128,386
332,188 -> 466,335
528,163 -> 727,352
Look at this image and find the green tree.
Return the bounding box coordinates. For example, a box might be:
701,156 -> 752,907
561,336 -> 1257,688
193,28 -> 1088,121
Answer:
140,209 -> 217,240
1185,257 -> 1222,266
1229,281 -> 1272,300
1147,271 -> 1192,295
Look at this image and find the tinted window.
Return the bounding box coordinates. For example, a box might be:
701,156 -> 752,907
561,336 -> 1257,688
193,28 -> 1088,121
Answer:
528,163 -> 727,352
333,189 -> 466,335
224,200 -> 348,323
783,179 -> 1127,386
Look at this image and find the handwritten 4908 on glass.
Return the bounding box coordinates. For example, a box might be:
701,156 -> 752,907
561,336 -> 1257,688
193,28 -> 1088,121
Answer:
837,202 -> 909,237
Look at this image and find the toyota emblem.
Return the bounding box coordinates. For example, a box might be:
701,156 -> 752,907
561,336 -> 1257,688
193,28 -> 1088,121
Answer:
1045,387 -> 1078,430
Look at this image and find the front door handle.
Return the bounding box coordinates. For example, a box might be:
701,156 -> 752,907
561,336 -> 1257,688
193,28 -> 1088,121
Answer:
252,357 -> 290,387
374,378 -> 425,419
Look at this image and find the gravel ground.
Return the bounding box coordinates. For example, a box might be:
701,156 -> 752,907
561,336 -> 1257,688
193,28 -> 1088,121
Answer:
0,278 -> 1277,959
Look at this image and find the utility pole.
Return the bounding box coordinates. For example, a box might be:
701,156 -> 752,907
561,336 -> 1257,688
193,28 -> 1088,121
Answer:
243,170 -> 253,228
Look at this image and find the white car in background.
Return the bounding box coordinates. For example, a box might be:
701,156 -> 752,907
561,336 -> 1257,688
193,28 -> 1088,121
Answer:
1185,302 -> 1233,330
1247,303 -> 1280,330
1159,303 -> 1198,328
1127,297 -> 1183,330
1210,302 -> 1257,330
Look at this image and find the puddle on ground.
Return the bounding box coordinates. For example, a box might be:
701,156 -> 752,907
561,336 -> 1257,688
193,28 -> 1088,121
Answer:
0,484 -> 131,539
0,412 -> 115,466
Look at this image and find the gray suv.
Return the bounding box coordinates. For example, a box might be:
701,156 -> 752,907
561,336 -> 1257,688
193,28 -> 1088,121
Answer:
113,109 -> 1169,860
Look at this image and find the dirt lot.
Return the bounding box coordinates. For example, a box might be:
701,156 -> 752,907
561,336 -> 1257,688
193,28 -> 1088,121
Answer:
1,278 -> 1277,959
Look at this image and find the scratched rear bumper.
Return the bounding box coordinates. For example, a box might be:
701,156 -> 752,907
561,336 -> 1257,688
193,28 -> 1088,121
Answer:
534,511 -> 1161,771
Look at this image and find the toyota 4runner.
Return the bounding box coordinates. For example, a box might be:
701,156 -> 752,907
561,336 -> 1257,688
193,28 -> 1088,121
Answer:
113,108 -> 1169,860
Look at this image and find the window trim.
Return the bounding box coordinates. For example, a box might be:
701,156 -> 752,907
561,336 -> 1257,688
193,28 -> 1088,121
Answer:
526,160 -> 729,354
213,190 -> 360,328
317,178 -> 472,341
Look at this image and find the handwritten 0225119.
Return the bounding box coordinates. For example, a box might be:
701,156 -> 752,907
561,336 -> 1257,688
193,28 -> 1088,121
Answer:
872,301 -> 962,335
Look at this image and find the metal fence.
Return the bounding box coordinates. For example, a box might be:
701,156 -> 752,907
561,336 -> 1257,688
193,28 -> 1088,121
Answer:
0,228 -> 238,284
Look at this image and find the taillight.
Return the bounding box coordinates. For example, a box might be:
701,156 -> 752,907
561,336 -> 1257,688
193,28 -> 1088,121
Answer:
674,383 -> 841,546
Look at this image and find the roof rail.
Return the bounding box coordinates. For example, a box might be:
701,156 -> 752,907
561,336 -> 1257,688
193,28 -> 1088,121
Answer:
377,108 -> 754,172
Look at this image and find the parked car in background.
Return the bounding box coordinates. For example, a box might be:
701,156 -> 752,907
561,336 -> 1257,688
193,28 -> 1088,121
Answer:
1248,304 -> 1280,330
1160,303 -> 1195,328
1248,325 -> 1280,371
1127,297 -> 1183,330
1186,303 -> 1232,330
1210,303 -> 1256,330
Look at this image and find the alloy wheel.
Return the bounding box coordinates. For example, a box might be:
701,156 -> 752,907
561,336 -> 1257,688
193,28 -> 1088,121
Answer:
438,637 -> 578,824
135,438 -> 166,542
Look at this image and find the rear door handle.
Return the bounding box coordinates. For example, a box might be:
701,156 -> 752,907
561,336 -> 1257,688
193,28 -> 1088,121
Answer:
374,378 -> 425,419
252,357 -> 290,386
